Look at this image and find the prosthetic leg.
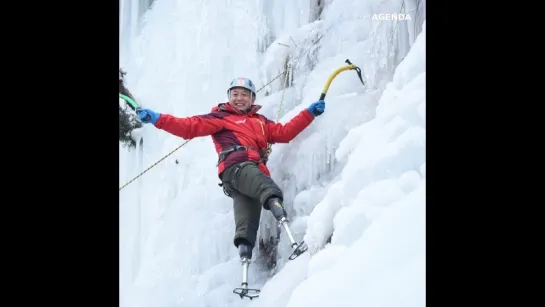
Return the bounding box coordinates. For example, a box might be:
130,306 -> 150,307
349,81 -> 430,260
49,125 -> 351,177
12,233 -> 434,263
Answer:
268,198 -> 308,260
233,243 -> 260,300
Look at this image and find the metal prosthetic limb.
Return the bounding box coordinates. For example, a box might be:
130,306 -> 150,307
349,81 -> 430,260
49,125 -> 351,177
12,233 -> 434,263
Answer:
233,258 -> 260,299
278,217 -> 308,260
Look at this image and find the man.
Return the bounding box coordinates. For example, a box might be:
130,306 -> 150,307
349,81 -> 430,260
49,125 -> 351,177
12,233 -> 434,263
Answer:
136,77 -> 324,285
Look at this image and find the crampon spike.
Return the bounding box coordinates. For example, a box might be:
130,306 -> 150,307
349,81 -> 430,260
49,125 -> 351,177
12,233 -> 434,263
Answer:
233,283 -> 260,300
277,218 -> 308,260
288,240 -> 308,260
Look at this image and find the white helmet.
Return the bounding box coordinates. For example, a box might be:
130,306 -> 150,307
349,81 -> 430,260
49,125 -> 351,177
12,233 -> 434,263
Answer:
227,77 -> 256,96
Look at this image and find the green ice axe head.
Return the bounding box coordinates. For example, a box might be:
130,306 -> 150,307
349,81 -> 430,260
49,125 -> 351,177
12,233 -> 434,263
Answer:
119,93 -> 151,122
119,93 -> 139,110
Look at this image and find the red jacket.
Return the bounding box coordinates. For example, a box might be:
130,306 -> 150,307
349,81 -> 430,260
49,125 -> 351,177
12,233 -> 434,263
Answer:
154,102 -> 315,177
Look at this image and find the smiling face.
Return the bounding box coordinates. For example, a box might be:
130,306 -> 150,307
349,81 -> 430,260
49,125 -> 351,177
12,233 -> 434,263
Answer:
228,87 -> 255,111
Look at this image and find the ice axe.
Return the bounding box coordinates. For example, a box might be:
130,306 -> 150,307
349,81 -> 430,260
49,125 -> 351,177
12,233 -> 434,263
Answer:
318,59 -> 365,101
263,59 -> 364,158
119,93 -> 151,122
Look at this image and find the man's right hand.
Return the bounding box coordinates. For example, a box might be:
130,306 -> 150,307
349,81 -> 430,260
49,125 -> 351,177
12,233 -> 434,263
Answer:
137,108 -> 160,124
307,100 -> 325,117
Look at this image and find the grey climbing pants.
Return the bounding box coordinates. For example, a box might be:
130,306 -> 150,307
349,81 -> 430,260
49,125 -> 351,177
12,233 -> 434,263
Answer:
220,161 -> 284,248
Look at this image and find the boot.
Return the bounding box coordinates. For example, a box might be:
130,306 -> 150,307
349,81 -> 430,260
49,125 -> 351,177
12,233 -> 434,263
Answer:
267,198 -> 288,222
238,242 -> 253,260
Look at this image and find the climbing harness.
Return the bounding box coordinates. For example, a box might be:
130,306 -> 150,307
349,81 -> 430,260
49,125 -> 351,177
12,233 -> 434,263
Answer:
216,145 -> 268,167
217,145 -> 247,167
119,43 -> 365,191
218,160 -> 257,197
216,145 -> 269,196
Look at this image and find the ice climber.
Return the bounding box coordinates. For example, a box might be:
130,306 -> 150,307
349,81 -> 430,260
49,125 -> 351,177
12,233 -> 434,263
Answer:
136,77 -> 325,296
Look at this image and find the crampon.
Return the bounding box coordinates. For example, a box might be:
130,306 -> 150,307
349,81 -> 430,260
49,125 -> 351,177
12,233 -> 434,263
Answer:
278,217 -> 308,260
233,257 -> 260,299
288,240 -> 308,260
233,283 -> 260,300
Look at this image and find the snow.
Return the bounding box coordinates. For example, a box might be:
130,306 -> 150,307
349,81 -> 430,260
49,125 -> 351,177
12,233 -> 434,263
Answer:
119,0 -> 426,306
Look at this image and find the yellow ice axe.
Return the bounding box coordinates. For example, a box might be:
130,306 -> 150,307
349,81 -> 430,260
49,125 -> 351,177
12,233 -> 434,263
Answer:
264,59 -> 364,159
318,59 -> 365,100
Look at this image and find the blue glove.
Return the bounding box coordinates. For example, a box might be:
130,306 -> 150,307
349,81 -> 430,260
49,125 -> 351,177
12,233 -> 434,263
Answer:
136,108 -> 160,124
307,100 -> 325,117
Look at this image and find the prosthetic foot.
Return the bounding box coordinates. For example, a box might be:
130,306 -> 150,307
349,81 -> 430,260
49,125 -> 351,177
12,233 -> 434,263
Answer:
233,243 -> 260,300
268,198 -> 308,260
